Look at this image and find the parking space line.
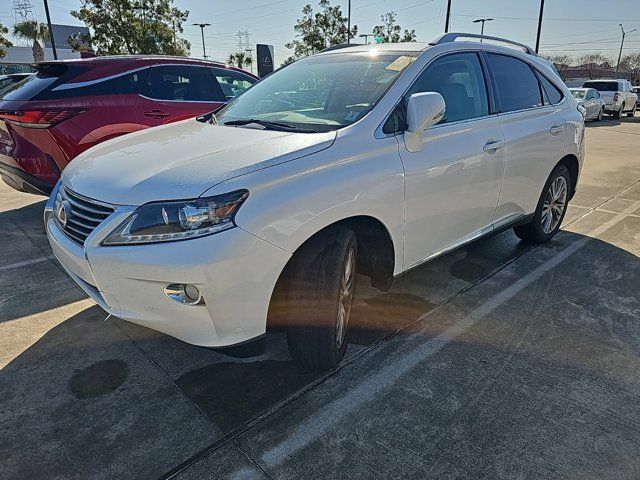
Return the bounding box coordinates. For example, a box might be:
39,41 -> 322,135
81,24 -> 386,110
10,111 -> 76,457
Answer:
0,256 -> 56,272
259,199 -> 640,469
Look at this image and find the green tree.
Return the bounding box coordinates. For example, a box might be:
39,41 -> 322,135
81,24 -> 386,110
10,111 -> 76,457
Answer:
71,0 -> 190,56
12,20 -> 48,62
372,12 -> 416,43
67,32 -> 93,53
227,51 -> 252,70
0,22 -> 12,59
286,0 -> 357,59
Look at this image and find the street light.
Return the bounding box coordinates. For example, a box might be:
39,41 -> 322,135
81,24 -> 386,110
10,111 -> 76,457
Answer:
472,18 -> 494,39
43,0 -> 57,60
616,24 -> 637,78
192,23 -> 211,60
359,34 -> 372,45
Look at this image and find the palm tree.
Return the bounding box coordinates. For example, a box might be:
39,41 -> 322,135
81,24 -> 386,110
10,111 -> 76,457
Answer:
227,51 -> 252,71
13,20 -> 49,62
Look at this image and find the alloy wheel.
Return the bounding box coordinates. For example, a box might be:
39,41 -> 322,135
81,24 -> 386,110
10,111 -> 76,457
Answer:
541,176 -> 568,234
336,247 -> 356,349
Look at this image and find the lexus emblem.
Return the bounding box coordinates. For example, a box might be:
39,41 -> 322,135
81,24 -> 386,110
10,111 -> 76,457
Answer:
54,199 -> 71,228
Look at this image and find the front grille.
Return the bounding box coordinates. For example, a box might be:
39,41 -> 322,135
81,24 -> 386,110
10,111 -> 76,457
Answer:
56,187 -> 115,245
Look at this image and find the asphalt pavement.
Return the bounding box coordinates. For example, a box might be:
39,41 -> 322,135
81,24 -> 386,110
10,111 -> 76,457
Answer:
1,116 -> 639,479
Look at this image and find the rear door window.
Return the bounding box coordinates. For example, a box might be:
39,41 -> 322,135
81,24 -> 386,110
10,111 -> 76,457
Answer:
210,68 -> 256,100
486,53 -> 542,113
141,65 -> 219,102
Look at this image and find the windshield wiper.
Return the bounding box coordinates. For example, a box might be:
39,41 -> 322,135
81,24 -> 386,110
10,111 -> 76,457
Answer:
222,119 -> 317,133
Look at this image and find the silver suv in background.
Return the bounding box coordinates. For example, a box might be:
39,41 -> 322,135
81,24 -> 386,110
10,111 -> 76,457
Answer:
582,79 -> 638,118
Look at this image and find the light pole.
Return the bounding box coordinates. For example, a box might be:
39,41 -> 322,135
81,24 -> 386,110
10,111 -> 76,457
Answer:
535,0 -> 545,54
472,18 -> 493,39
616,24 -> 637,78
359,34 -> 372,45
444,0 -> 452,33
43,0 -> 57,60
347,0 -> 351,43
193,23 -> 211,60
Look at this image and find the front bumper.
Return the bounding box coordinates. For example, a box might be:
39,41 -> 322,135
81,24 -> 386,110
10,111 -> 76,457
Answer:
45,188 -> 291,347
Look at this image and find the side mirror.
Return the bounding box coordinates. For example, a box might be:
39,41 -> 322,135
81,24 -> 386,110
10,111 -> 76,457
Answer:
404,92 -> 446,152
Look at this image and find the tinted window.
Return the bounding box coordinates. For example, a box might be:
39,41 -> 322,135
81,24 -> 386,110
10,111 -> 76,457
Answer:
142,66 -> 216,101
211,68 -> 256,100
539,74 -> 563,105
487,53 -> 542,113
2,74 -> 58,101
582,81 -> 619,92
41,70 -> 146,99
408,52 -> 488,124
382,103 -> 407,134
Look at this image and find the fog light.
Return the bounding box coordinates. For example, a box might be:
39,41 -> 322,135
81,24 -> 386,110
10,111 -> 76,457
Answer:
164,283 -> 203,305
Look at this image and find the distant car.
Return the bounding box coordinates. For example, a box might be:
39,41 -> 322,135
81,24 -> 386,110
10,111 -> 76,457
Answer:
0,56 -> 257,194
582,79 -> 637,119
634,86 -> 640,96
570,87 -> 606,121
0,73 -> 33,93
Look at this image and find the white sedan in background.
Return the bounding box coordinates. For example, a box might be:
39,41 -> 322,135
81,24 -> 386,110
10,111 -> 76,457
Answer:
570,88 -> 606,121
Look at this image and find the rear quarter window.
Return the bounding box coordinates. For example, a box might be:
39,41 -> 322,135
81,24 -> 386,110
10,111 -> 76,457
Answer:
40,69 -> 148,100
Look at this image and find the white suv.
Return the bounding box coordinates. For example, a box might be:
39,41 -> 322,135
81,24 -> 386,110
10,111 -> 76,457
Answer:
45,34 -> 585,369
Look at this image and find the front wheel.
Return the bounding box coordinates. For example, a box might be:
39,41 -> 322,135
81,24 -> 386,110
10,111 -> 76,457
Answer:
627,102 -> 637,117
597,107 -> 604,121
514,164 -> 571,244
285,226 -> 358,369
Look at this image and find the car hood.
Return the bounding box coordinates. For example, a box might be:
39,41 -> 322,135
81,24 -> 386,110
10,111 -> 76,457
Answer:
62,119 -> 336,205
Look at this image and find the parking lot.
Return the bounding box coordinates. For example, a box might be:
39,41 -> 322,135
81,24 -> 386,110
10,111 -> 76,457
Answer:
1,116 -> 639,479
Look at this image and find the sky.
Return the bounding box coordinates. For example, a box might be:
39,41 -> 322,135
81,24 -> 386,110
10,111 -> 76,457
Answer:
2,0 -> 640,67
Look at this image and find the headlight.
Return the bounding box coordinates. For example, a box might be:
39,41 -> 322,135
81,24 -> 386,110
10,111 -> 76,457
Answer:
102,190 -> 248,245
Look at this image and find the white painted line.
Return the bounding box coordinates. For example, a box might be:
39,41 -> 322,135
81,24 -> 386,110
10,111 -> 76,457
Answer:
0,256 -> 56,272
260,200 -> 640,469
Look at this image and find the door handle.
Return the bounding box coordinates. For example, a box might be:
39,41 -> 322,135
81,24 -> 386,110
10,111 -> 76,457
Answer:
483,140 -> 504,153
144,110 -> 170,119
549,124 -> 563,135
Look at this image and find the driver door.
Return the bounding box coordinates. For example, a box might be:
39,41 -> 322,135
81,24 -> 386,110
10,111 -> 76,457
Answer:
399,52 -> 505,269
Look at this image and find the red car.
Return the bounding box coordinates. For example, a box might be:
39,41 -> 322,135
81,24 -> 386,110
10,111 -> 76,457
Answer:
0,56 -> 257,194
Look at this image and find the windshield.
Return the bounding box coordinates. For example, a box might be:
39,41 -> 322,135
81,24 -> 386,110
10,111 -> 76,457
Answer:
583,81 -> 618,92
571,90 -> 586,99
216,51 -> 417,132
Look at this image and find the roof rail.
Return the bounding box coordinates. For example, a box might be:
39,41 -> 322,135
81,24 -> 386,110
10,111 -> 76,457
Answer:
429,32 -> 537,56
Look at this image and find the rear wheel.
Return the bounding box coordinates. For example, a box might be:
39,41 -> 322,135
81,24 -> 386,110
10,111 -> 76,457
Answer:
613,105 -> 623,119
514,164 -> 571,244
627,102 -> 637,117
285,226 -> 357,370
597,107 -> 604,121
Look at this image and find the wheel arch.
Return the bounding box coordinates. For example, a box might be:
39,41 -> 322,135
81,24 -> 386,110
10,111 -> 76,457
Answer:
557,154 -> 579,200
266,215 -> 396,330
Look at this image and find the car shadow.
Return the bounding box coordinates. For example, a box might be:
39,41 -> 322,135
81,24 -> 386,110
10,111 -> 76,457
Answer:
1,229 -> 638,478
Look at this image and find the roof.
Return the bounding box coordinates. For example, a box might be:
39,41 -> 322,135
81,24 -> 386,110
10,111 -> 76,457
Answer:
317,42 -> 431,55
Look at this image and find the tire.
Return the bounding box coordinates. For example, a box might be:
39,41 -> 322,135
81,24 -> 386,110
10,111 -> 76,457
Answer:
513,164 -> 571,244
627,102 -> 637,117
285,226 -> 357,370
613,105 -> 623,119
597,107 -> 604,121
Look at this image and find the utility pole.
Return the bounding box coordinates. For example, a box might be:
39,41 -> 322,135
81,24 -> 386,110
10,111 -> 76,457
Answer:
444,0 -> 452,33
535,0 -> 544,54
616,24 -> 637,78
472,18 -> 493,39
347,0 -> 351,43
43,0 -> 57,60
193,23 -> 211,60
